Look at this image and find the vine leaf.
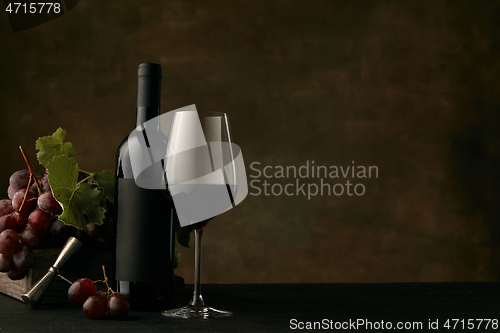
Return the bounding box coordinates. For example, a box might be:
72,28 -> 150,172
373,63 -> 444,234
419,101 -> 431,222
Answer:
36,127 -> 76,167
47,155 -> 105,229
93,170 -> 115,204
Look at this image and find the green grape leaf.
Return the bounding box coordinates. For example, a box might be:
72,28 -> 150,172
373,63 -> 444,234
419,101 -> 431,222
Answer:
93,170 -> 115,204
36,127 -> 76,167
47,155 -> 105,229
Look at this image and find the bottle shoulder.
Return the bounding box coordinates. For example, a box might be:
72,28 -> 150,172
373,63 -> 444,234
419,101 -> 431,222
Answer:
116,136 -> 129,155
116,136 -> 133,179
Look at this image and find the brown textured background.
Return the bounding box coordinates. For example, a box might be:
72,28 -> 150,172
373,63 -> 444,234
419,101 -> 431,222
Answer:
1,0 -> 500,283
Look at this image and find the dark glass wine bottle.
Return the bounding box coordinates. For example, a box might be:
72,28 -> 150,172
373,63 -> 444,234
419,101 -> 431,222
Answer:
114,63 -> 175,310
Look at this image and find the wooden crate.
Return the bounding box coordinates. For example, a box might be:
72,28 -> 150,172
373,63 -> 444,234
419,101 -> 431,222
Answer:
0,248 -> 113,303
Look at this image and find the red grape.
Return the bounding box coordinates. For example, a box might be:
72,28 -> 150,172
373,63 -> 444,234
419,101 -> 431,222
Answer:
68,278 -> 97,305
14,213 -> 28,232
9,170 -> 31,191
107,292 -> 130,319
0,214 -> 16,233
83,294 -> 108,319
48,219 -> 70,246
19,227 -> 42,248
12,189 -> 37,215
7,265 -> 27,280
0,229 -> 20,255
7,186 -> 17,200
38,192 -> 62,214
85,222 -> 102,237
50,219 -> 67,235
0,199 -> 14,217
13,245 -> 37,269
42,173 -> 51,193
28,208 -> 52,230
0,254 -> 14,272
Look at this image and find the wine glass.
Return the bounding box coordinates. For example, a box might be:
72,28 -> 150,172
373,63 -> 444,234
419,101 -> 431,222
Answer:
161,111 -> 247,319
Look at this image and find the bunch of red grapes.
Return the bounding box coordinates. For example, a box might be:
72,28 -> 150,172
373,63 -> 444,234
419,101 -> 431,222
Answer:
68,271 -> 129,319
0,170 -> 112,280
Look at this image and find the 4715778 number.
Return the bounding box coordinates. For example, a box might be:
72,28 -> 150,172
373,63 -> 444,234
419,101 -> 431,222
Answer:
5,2 -> 61,14
443,319 -> 498,330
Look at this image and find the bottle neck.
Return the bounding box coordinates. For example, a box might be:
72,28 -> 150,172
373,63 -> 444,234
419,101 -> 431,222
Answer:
136,107 -> 160,127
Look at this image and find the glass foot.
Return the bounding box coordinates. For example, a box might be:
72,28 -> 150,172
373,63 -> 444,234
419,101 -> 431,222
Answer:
162,305 -> 233,319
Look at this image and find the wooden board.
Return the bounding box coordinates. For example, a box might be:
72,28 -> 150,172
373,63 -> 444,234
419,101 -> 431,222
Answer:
0,248 -> 113,304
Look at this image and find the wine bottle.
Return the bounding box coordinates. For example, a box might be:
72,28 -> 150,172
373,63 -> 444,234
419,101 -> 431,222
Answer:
114,63 -> 175,310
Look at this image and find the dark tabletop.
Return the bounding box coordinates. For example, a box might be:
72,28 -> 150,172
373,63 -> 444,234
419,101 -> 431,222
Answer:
0,282 -> 499,332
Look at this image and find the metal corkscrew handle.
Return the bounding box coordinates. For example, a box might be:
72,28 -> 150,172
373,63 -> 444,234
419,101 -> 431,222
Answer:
22,237 -> 83,307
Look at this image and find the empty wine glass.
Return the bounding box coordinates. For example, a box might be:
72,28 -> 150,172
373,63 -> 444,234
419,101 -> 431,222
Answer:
161,111 -> 247,319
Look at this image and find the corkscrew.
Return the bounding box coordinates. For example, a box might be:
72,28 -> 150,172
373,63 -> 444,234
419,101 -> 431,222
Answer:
22,237 -> 83,307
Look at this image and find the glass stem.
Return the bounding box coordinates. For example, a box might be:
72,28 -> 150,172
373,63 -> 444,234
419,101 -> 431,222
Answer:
190,228 -> 205,307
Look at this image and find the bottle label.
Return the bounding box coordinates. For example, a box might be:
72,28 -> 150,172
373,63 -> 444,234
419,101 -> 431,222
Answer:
115,178 -> 174,282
